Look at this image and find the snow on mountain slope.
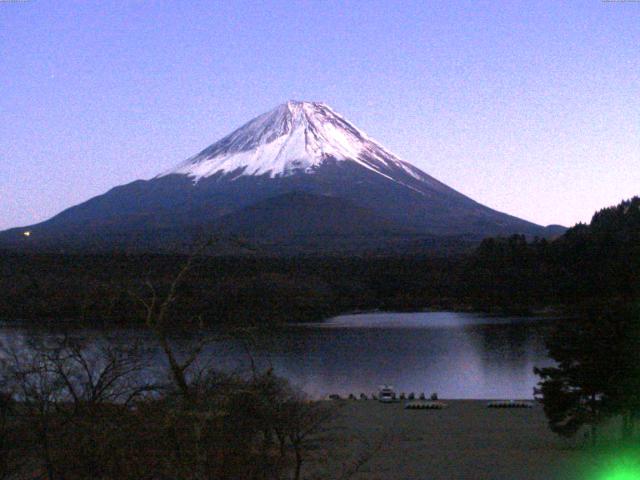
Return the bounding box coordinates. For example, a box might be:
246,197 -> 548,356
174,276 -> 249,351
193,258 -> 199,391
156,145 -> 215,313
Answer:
162,101 -> 431,188
0,99 -> 557,254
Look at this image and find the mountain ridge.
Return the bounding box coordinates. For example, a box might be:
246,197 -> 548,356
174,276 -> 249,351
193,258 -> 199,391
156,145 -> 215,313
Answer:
0,100 -> 564,254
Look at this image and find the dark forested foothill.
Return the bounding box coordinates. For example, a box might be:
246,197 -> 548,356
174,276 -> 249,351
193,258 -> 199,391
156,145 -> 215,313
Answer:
0,197 -> 638,326
465,196 -> 640,312
0,253 -> 465,326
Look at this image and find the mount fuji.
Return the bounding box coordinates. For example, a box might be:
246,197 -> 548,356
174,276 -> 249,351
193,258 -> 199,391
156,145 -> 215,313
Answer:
0,101 -> 562,254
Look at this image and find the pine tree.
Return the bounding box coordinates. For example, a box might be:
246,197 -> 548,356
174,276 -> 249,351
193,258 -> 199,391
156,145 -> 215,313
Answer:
535,302 -> 640,444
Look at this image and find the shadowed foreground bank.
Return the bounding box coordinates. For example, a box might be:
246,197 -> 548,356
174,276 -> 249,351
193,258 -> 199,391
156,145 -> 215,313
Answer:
315,400 -> 612,480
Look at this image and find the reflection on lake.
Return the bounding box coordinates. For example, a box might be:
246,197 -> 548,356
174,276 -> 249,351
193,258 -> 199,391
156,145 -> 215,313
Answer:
0,312 -> 555,400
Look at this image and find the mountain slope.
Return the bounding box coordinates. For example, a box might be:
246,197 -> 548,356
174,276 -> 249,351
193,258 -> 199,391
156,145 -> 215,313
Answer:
212,191 -> 411,238
0,101 -> 560,253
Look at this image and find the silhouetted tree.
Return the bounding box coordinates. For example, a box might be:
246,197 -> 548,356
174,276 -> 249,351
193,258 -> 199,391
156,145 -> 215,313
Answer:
535,302 -> 640,444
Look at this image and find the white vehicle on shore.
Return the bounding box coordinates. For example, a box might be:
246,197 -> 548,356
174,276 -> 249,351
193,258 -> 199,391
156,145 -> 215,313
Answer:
378,385 -> 397,403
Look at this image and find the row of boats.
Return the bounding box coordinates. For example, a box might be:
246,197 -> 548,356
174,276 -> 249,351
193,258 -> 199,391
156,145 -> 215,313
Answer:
329,386 -> 534,408
327,386 -> 436,403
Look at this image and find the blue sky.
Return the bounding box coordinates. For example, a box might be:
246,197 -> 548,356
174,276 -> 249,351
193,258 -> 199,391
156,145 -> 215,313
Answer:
1,0 -> 638,229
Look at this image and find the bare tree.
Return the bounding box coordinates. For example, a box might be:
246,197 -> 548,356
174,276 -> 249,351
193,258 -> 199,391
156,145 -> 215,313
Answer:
130,241 -> 227,480
131,242 -> 216,402
269,390 -> 336,480
127,240 -> 383,480
44,333 -> 154,409
0,391 -> 18,480
1,336 -> 68,480
0,331 -> 156,479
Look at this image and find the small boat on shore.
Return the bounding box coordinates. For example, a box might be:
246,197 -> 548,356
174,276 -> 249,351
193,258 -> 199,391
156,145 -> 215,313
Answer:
378,385 -> 398,403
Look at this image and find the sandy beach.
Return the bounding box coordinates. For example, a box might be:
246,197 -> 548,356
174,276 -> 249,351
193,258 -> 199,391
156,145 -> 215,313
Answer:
311,400 -> 589,480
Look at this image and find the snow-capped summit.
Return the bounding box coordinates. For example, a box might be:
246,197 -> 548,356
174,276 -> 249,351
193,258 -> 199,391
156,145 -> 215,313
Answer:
163,101 -> 430,185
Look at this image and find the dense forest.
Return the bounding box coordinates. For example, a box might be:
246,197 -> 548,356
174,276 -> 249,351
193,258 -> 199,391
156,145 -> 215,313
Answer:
470,196 -> 639,310
0,197 -> 638,326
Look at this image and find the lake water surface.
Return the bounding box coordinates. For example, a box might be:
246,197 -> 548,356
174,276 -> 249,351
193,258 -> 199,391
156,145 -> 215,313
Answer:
1,311 -> 555,400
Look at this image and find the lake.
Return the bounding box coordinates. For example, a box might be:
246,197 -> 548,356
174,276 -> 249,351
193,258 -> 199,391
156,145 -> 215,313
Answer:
0,311 -> 555,400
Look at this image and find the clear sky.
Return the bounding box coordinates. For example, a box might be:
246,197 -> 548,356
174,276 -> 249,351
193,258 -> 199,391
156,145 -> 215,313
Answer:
1,0 -> 638,230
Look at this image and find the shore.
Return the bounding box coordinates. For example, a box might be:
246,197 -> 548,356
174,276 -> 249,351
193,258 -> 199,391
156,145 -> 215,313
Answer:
311,400 -> 590,480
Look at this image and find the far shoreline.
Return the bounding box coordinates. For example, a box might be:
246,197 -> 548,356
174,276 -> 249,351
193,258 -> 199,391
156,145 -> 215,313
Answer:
0,303 -> 568,330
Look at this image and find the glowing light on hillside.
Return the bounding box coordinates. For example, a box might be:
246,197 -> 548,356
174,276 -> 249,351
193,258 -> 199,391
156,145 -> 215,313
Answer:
598,464 -> 639,480
23,231 -> 31,237
591,452 -> 640,480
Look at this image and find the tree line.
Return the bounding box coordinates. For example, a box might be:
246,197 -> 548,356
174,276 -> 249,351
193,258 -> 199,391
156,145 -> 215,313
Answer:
2,198 -> 637,326
468,196 -> 640,310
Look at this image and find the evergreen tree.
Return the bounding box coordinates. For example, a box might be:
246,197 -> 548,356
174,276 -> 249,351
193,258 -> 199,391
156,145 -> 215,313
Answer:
535,302 -> 640,443
534,316 -> 609,443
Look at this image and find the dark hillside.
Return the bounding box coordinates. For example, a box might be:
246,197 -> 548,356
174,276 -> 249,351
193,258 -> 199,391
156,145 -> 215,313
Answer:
0,252 -> 464,325
1,197 -> 636,325
464,196 -> 640,311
